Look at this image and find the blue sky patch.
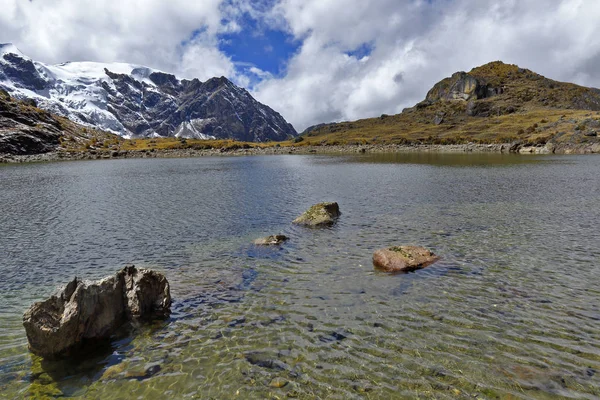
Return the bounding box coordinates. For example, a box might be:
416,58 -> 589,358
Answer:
218,13 -> 300,78
346,42 -> 375,60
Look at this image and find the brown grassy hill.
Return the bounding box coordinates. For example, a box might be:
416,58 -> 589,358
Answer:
296,61 -> 600,147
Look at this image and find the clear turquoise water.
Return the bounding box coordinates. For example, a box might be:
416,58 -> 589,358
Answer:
0,153 -> 599,399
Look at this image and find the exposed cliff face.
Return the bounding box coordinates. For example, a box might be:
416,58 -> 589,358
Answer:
0,43 -> 297,141
425,72 -> 501,102
0,90 -> 62,155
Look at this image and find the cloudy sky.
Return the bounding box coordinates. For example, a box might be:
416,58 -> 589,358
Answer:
1,0 -> 599,131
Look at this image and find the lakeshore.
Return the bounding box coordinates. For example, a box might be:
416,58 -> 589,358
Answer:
2,141 -> 600,164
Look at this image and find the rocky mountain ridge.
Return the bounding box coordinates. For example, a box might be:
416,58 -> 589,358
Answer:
0,43 -> 296,141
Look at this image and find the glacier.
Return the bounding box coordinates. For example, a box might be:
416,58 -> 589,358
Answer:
0,43 -> 296,141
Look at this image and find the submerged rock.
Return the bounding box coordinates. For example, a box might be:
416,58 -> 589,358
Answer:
23,265 -> 171,359
373,246 -> 440,273
244,352 -> 289,371
125,364 -> 162,381
269,377 -> 289,388
293,202 -> 340,227
253,235 -> 289,245
318,329 -> 351,343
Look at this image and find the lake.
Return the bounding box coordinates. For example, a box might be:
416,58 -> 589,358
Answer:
0,153 -> 599,399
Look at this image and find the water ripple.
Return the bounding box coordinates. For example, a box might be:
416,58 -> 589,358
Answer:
0,154 -> 599,398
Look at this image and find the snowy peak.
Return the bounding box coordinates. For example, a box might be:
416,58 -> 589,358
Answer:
0,46 -> 47,92
52,62 -> 143,81
0,43 -> 25,58
0,47 -> 297,141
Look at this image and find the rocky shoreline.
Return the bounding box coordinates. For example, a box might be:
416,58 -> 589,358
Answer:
1,141 -> 599,163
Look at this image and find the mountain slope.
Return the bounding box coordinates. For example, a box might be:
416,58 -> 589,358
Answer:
0,88 -> 115,155
0,43 -> 296,141
299,61 -> 600,147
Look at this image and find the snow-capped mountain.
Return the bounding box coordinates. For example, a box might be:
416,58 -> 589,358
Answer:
0,43 -> 297,141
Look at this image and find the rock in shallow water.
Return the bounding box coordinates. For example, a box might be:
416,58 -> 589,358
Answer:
244,352 -> 290,371
373,246 -> 440,273
253,235 -> 289,245
22,265 -> 171,359
292,202 -> 340,227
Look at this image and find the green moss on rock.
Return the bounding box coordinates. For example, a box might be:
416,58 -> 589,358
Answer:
292,202 -> 340,227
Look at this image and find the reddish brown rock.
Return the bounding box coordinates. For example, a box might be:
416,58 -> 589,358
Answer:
373,246 -> 440,273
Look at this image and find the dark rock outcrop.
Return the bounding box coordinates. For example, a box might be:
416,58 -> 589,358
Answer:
293,202 -> 340,227
0,53 -> 47,91
0,90 -> 63,155
22,265 -> 171,359
0,129 -> 61,155
373,246 -> 440,273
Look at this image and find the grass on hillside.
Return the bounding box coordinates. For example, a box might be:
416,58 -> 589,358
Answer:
65,107 -> 600,152
68,135 -> 279,153
296,108 -> 600,146
53,107 -> 600,152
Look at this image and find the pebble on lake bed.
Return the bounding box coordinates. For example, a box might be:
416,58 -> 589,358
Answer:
269,377 -> 289,388
373,245 -> 440,273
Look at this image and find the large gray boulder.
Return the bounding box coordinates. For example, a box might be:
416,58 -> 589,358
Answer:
425,71 -> 502,103
293,202 -> 340,227
373,246 -> 440,273
23,265 -> 171,359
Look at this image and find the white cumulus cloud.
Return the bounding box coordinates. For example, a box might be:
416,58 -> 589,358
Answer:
0,0 -> 236,81
252,0 -> 600,131
2,0 -> 600,132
